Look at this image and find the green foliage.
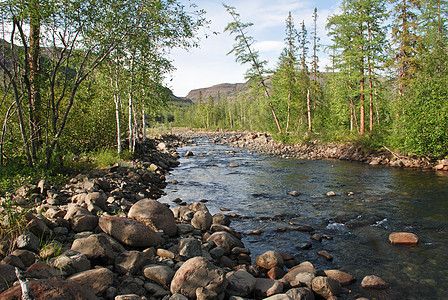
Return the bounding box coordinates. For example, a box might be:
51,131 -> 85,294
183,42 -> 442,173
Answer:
401,76 -> 448,157
0,196 -> 29,242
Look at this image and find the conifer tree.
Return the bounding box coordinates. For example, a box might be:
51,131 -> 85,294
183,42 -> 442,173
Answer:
271,12 -> 300,133
389,0 -> 421,97
224,3 -> 282,133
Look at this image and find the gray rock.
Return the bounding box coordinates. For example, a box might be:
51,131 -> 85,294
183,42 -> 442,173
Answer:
209,247 -> 226,259
86,192 -> 107,211
212,213 -> 231,226
2,254 -> 25,269
170,257 -> 227,299
177,223 -> 195,235
128,199 -> 177,237
11,249 -> 36,267
169,293 -> 189,300
114,295 -> 141,300
51,251 -> 91,276
254,251 -> 284,270
99,216 -> 163,248
144,282 -> 171,298
71,233 -> 115,265
311,276 -> 341,298
360,275 -> 389,289
290,272 -> 315,288
188,202 -> 209,213
191,210 -> 213,232
286,287 -> 315,300
117,275 -> 146,296
25,262 -> 62,279
143,264 -> 175,286
71,214 -> 98,232
15,231 -> 40,253
0,264 -> 17,293
172,207 -> 193,220
67,267 -> 114,295
254,278 -> 284,298
178,238 -> 202,259
226,270 -> 256,297
207,231 -> 244,254
114,251 -> 148,275
210,224 -> 241,239
27,217 -> 52,238
264,295 -> 294,300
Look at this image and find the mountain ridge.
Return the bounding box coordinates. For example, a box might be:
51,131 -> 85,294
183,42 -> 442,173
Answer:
180,81 -> 248,103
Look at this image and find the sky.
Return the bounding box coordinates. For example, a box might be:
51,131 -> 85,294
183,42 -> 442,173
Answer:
166,0 -> 341,97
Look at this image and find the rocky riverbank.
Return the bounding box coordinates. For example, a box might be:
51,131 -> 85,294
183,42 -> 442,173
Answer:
172,129 -> 448,171
0,133 -> 410,300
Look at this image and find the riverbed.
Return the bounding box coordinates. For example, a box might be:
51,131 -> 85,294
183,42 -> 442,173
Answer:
160,136 -> 448,299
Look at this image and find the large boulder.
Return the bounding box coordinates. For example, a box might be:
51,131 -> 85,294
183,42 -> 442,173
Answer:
11,249 -> 36,267
324,270 -> 356,287
51,250 -> 91,276
178,238 -> 202,259
67,268 -> 114,295
128,199 -> 177,237
71,233 -> 115,265
143,264 -> 175,286
0,279 -> 98,300
25,262 -> 62,279
226,270 -> 256,297
207,231 -> 244,253
98,216 -> 163,247
254,278 -> 284,298
15,231 -> 40,253
286,287 -> 315,300
311,276 -> 341,298
281,262 -> 316,286
188,202 -> 209,213
191,210 -> 213,232
212,213 -> 230,226
0,264 -> 16,293
114,251 -> 148,275
170,257 -> 227,299
255,251 -> 284,270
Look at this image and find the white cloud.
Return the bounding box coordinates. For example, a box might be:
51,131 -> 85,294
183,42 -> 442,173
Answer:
253,41 -> 284,53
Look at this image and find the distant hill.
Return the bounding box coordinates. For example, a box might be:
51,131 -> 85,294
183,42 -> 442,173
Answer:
183,82 -> 248,103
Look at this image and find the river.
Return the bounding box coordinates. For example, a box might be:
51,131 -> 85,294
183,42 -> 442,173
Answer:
159,136 -> 448,299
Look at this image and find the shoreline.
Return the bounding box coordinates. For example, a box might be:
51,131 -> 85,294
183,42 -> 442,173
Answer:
167,128 -> 448,172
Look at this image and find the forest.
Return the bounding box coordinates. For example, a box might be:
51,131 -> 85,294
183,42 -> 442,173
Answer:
1,0 -> 448,189
161,1 -> 448,160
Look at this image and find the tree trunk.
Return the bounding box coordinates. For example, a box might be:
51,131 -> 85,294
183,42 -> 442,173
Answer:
112,69 -> 121,154
307,89 -> 312,132
286,92 -> 291,133
28,0 -> 42,159
142,106 -> 146,141
128,91 -> 133,152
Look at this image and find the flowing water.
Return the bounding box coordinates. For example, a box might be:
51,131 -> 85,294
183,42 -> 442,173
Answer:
159,136 -> 448,299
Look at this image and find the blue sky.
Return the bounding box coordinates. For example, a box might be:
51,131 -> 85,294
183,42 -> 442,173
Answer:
167,0 -> 341,96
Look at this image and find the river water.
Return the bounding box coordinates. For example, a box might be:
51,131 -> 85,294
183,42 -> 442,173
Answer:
159,136 -> 448,299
